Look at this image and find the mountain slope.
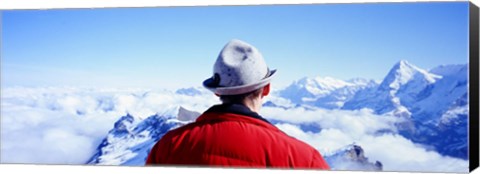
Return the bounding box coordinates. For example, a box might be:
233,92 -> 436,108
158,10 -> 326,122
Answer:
342,60 -> 441,116
87,107 -> 201,165
406,65 -> 468,159
276,60 -> 468,159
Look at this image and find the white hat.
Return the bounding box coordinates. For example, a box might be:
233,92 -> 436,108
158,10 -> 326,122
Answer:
203,39 -> 276,95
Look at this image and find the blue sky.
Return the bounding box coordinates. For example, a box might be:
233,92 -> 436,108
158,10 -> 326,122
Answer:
1,2 -> 470,89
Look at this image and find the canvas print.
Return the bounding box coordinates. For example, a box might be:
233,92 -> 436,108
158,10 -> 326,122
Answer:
0,1 -> 474,173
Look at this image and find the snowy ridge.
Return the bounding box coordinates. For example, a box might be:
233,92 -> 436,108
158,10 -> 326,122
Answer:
87,107 -> 201,165
280,76 -> 353,103
279,76 -> 377,109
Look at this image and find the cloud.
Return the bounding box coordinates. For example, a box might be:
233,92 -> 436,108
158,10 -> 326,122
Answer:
1,101 -> 112,164
357,134 -> 468,172
261,106 -> 400,137
0,86 -> 469,172
1,86 -> 218,164
274,124 -> 353,153
264,107 -> 468,172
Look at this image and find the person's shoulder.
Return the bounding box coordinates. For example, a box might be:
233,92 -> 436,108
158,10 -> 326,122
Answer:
163,120 -> 201,137
274,131 -> 318,152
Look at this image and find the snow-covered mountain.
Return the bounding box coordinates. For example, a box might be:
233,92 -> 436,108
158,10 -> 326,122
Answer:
272,60 -> 468,159
342,60 -> 442,116
278,76 -> 377,109
412,64 -> 468,123
341,61 -> 468,159
405,64 -> 469,159
87,107 -> 201,165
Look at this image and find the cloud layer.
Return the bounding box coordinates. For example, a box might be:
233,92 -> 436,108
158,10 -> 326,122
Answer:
260,107 -> 468,172
1,86 -> 218,164
1,86 -> 468,172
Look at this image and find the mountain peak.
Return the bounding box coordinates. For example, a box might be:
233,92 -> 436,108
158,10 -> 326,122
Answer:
325,144 -> 383,171
380,60 -> 441,91
397,59 -> 411,67
392,60 -> 417,73
111,114 -> 135,136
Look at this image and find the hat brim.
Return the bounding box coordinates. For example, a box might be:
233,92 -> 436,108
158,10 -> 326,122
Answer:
203,69 -> 277,95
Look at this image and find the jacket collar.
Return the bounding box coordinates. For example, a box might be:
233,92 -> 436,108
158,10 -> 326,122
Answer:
201,103 -> 273,125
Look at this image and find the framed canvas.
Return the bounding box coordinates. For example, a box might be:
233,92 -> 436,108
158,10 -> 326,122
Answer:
1,0 -> 479,173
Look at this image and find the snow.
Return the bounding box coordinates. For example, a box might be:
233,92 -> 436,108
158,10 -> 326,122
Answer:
439,105 -> 468,125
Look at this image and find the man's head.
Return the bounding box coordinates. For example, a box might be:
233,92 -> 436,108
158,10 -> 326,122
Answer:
203,39 -> 276,105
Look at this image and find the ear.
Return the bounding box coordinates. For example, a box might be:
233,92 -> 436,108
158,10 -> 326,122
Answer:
261,83 -> 270,97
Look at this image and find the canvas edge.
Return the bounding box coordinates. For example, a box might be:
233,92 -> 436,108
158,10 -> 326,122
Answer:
469,1 -> 480,173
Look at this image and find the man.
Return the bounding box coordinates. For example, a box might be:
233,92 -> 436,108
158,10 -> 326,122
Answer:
146,39 -> 330,169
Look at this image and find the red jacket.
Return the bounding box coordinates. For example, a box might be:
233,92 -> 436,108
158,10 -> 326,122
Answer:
146,104 -> 330,169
